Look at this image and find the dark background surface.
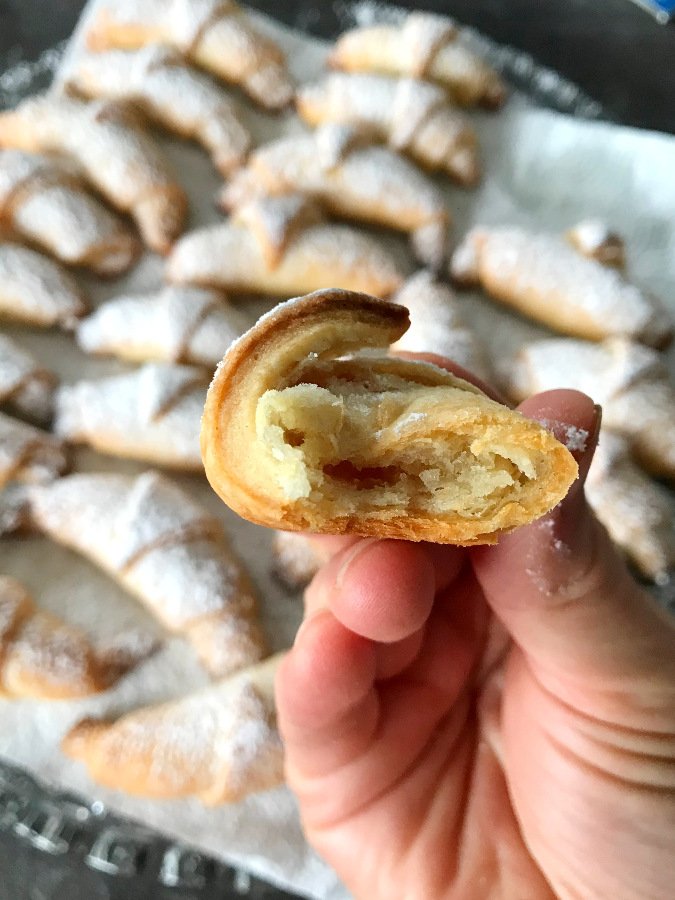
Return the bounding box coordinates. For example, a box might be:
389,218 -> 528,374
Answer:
0,1 -> 674,898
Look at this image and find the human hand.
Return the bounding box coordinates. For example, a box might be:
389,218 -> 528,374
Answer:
276,385 -> 675,900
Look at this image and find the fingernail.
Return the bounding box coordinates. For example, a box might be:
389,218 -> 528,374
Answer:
335,538 -> 382,590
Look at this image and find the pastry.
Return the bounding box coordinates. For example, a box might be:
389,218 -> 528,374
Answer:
0,149 -> 139,275
271,530 -> 325,590
390,270 -> 492,382
505,337 -> 675,481
0,484 -> 31,535
450,226 -> 672,347
77,285 -> 250,367
54,363 -> 207,470
0,411 -> 69,489
0,95 -> 187,254
0,242 -> 87,328
0,334 -> 56,422
85,0 -> 293,111
296,73 -> 480,186
63,653 -> 284,803
221,124 -> 451,268
167,194 -> 404,299
67,46 -> 251,177
201,290 -> 578,545
28,470 -> 267,678
0,576 -> 156,700
329,11 -> 506,109
585,431 -> 674,585
565,220 -> 625,268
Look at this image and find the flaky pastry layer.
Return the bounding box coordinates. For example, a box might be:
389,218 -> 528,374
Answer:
202,290 -> 577,545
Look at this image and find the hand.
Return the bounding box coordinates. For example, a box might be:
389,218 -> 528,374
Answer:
276,386 -> 675,900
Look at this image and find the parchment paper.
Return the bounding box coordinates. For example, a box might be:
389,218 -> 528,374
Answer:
1,2 -> 674,898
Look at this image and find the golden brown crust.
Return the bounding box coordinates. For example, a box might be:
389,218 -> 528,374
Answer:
202,290 -> 577,545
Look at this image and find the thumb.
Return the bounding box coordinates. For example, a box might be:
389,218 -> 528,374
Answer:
471,390 -> 675,697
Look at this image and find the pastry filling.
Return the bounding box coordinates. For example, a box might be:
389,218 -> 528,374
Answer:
255,377 -> 545,520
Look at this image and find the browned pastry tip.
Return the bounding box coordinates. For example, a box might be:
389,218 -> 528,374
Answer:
202,289 -> 578,545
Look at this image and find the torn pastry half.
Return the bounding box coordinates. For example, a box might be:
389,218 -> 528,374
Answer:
0,333 -> 56,423
390,270 -> 492,383
296,73 -> 480,187
450,225 -> 672,348
504,336 -> 675,482
329,11 -> 506,109
77,285 -> 250,367
28,470 -> 267,679
0,149 -> 139,275
63,653 -> 284,804
0,575 -> 157,700
54,363 -> 207,470
585,431 -> 674,585
85,0 -> 294,111
0,95 -> 187,255
201,290 -> 578,545
0,242 -> 88,329
221,124 -> 451,269
0,411 -> 69,490
167,194 -> 404,299
66,45 -> 252,177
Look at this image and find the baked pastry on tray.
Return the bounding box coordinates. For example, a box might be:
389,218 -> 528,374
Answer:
0,242 -> 88,329
221,124 -> 451,269
0,575 -> 155,700
55,362 -> 207,470
0,411 -> 69,489
63,653 -> 284,804
450,226 -> 672,347
505,336 -> 675,481
67,46 -> 252,177
0,149 -> 139,275
329,11 -> 506,109
390,270 -> 492,382
167,194 -> 404,299
85,0 -> 294,111
0,95 -> 187,254
77,285 -> 250,367
28,470 -> 267,678
201,289 -> 578,545
0,334 -> 56,423
585,431 -> 674,585
296,73 -> 480,186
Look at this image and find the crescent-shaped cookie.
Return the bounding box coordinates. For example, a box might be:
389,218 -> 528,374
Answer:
0,575 -> 156,700
0,411 -> 69,489
450,226 -> 672,348
0,149 -> 139,275
28,471 -> 267,678
63,653 -> 284,803
201,290 -> 577,545
86,0 -> 293,111
328,11 -> 506,108
67,46 -> 251,177
54,363 -> 206,470
167,194 -> 404,299
220,124 -> 451,269
296,73 -> 480,186
77,285 -> 249,366
0,242 -> 88,329
0,95 -> 187,254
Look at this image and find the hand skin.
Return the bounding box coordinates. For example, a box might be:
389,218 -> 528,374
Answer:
276,386 -> 675,900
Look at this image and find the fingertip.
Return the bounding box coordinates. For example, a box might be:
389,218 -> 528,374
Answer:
276,609 -> 376,736
332,540 -> 436,643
